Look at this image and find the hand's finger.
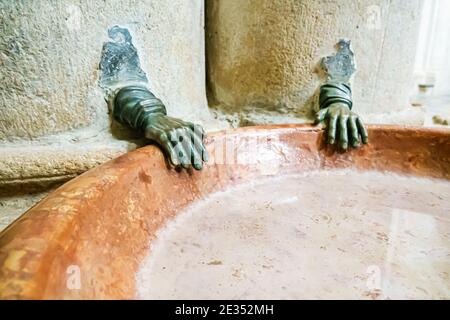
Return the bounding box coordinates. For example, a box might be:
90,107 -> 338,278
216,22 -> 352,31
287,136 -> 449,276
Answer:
171,127 -> 188,148
356,118 -> 369,144
146,128 -> 180,166
157,132 -> 180,166
339,114 -> 349,150
348,116 -> 360,148
179,145 -> 191,169
196,124 -> 206,136
191,130 -> 209,162
188,139 -> 203,170
328,113 -> 338,145
168,129 -> 178,146
178,129 -> 192,170
315,108 -> 328,124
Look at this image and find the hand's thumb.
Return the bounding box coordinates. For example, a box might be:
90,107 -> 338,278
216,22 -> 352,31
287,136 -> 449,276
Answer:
315,108 -> 327,124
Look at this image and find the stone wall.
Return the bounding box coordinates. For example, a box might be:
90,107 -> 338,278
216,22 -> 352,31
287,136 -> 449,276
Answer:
0,0 -> 217,195
207,0 -> 424,126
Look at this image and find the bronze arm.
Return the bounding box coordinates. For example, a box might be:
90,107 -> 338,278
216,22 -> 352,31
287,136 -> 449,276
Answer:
99,26 -> 207,170
315,40 -> 368,150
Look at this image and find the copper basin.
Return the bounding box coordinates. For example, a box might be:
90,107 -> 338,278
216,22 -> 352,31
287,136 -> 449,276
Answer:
0,124 -> 449,299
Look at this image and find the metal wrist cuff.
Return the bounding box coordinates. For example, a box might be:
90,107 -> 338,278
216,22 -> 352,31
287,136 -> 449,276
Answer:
319,82 -> 353,110
114,85 -> 167,131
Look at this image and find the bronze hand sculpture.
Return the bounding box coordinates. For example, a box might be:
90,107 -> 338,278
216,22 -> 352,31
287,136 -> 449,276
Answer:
99,26 -> 207,170
315,40 -> 368,150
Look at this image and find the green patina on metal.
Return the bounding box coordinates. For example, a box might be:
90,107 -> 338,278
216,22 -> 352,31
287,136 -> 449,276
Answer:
316,39 -> 368,150
99,26 -> 207,170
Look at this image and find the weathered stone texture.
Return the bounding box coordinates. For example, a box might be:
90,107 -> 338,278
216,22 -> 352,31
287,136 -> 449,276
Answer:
207,0 -> 424,124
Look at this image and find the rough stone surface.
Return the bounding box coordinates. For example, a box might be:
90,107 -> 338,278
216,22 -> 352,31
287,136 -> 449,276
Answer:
0,191 -> 51,232
0,0 -> 215,141
0,0 -> 227,196
207,0 -> 424,125
0,139 -> 130,196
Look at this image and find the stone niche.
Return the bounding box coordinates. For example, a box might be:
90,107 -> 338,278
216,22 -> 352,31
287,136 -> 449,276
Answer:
207,0 -> 424,125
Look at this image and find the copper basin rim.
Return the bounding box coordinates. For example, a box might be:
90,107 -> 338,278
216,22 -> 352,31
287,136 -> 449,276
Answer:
0,124 -> 449,299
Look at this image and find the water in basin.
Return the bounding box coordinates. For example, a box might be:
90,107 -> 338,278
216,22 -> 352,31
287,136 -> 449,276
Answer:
136,170 -> 450,299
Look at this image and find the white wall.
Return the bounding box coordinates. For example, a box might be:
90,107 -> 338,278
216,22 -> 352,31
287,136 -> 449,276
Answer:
414,0 -> 450,96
